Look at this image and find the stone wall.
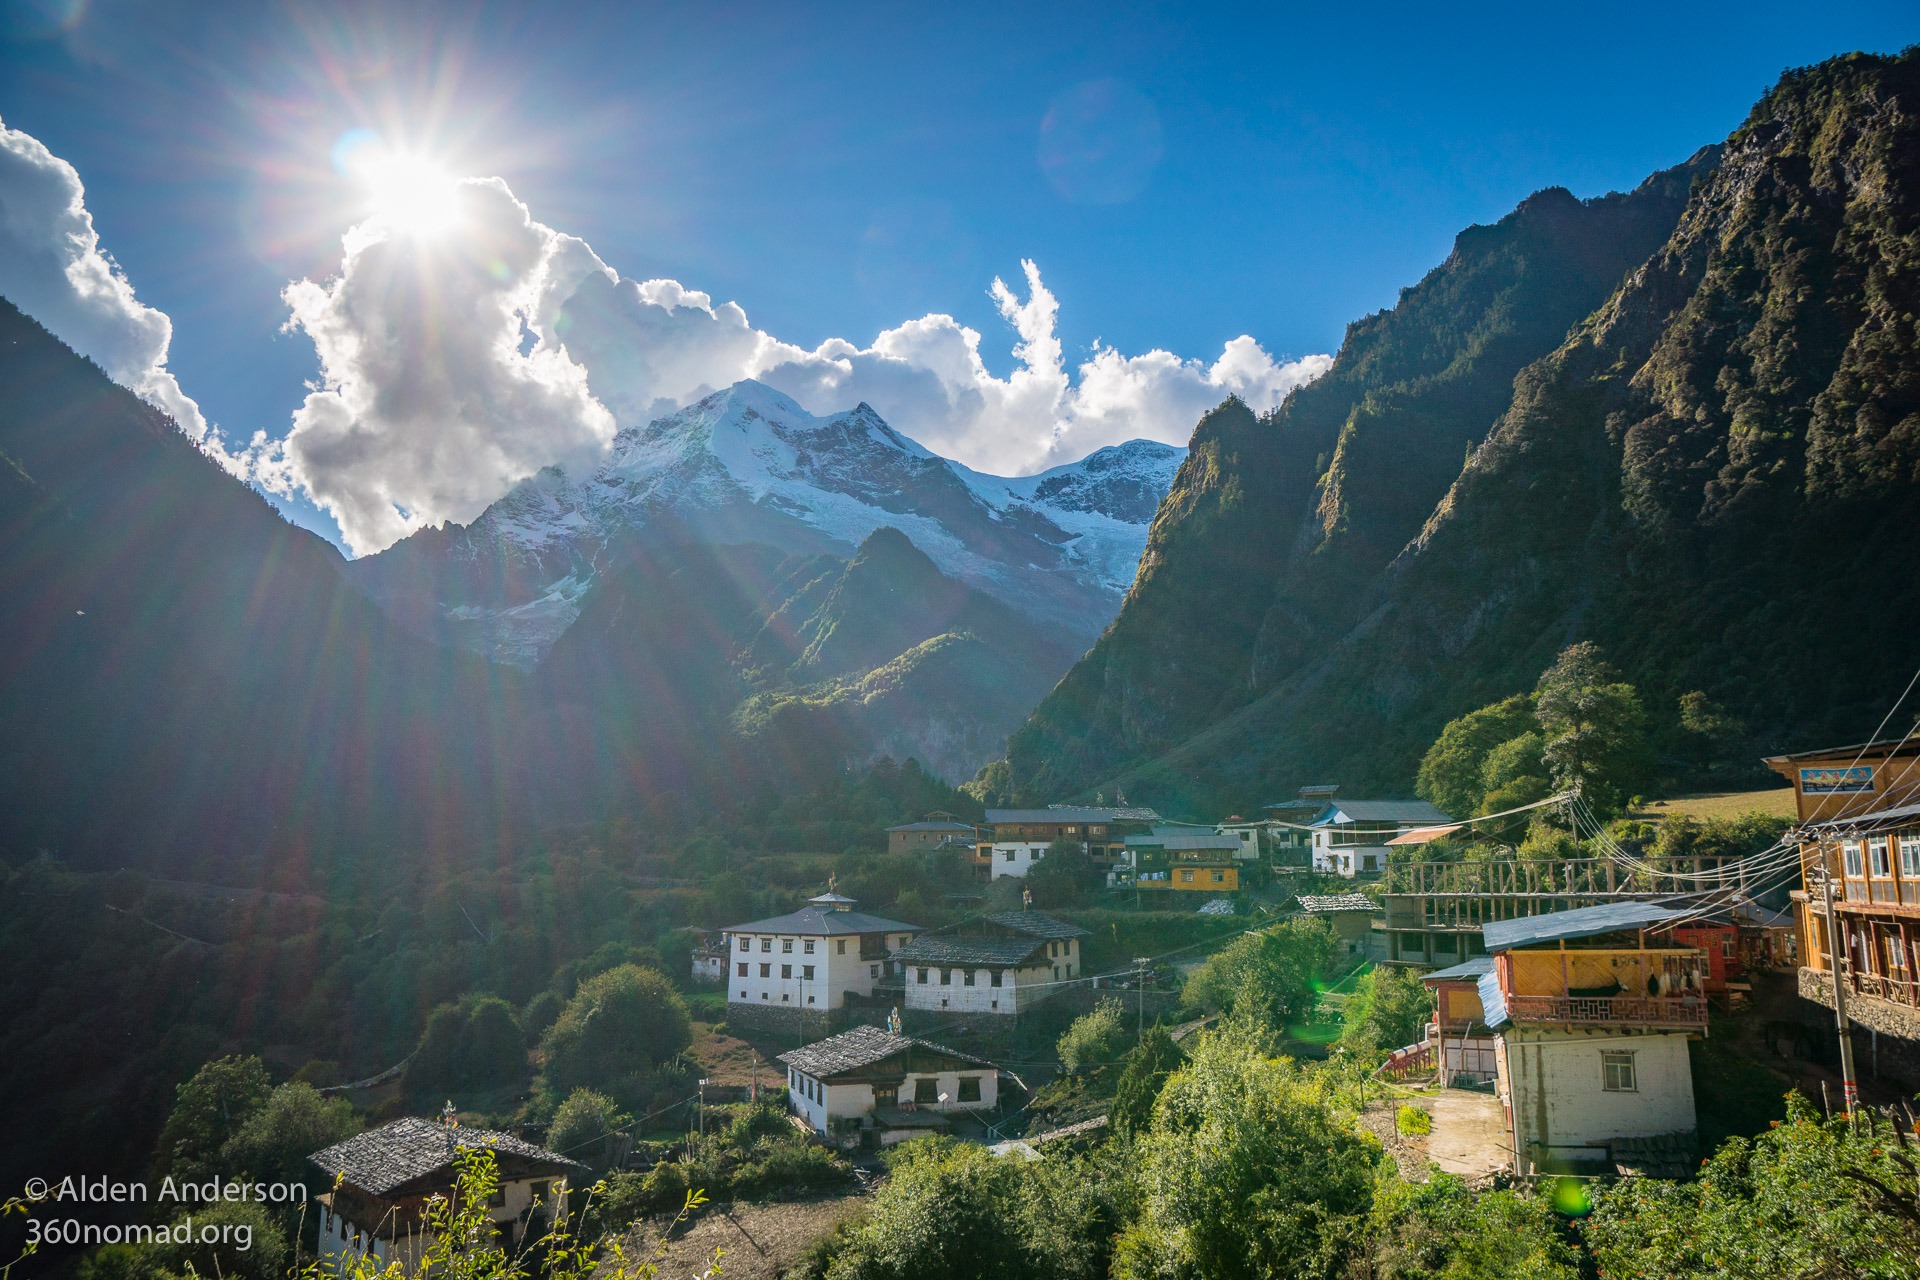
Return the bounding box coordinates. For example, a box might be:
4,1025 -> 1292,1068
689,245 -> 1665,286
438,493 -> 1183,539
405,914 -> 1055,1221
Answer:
1797,967 -> 1920,1088
725,1001 -> 839,1043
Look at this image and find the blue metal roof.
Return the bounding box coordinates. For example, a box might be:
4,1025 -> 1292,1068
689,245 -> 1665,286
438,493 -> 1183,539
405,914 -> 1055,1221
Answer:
1477,970 -> 1510,1029
1480,901 -> 1693,951
1420,956 -> 1493,983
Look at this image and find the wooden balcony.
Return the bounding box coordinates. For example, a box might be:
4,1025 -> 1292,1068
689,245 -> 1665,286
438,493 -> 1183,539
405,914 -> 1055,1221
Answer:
1504,994 -> 1707,1029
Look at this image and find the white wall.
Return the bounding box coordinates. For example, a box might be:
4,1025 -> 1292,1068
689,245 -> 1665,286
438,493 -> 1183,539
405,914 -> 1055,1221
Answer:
317,1177 -> 561,1277
987,842 -> 1051,879
1501,1029 -> 1697,1161
787,1066 -> 997,1133
901,940 -> 1077,1015
724,930 -> 912,1010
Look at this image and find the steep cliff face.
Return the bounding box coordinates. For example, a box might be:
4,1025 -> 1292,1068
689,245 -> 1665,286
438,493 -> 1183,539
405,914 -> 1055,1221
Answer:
1005,149 -> 1716,802
1003,49 -> 1920,813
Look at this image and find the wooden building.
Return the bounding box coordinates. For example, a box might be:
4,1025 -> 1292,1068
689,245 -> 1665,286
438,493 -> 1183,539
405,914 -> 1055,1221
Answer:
1478,902 -> 1708,1179
976,806 -> 1161,880
311,1117 -> 585,1274
886,816 -> 979,855
1121,829 -> 1244,892
890,911 -> 1088,1017
1771,738 -> 1920,1084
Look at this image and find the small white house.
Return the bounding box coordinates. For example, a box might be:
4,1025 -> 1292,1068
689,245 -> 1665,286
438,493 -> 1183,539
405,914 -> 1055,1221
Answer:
893,911 -> 1088,1016
721,893 -> 919,1013
779,1025 -> 1000,1144
1308,799 -> 1451,877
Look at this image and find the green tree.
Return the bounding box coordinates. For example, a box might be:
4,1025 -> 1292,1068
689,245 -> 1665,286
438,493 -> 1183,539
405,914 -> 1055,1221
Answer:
218,1081 -> 360,1195
1583,1096 -> 1920,1277
1111,1028 -> 1184,1138
1025,840 -> 1101,908
1416,695 -> 1537,819
825,1139 -> 1034,1280
158,1200 -> 289,1280
541,965 -> 691,1097
1338,967 -> 1433,1057
1534,642 -> 1651,820
1357,1171 -> 1580,1279
152,1055 -> 271,1183
547,1087 -> 630,1174
408,995 -> 528,1099
1057,998 -> 1128,1075
1182,920 -> 1337,1030
1115,1026 -> 1382,1280
1477,730 -> 1550,815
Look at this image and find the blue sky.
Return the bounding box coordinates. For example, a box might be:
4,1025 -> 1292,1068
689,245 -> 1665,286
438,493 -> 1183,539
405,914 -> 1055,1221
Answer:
1,0 -> 1914,549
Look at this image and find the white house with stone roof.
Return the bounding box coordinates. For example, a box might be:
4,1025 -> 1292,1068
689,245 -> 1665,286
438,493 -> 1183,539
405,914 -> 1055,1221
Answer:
310,1117 -> 585,1275
721,892 -> 919,1013
779,1024 -> 999,1142
1309,799 -> 1452,877
894,911 -> 1089,1015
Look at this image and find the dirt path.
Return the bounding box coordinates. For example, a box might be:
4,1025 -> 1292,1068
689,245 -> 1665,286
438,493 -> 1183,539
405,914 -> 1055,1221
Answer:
627,1194 -> 866,1280
1425,1090 -> 1509,1178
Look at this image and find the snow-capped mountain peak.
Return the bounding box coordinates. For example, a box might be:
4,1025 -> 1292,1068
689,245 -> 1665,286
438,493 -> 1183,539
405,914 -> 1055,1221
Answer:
348,380 -> 1187,666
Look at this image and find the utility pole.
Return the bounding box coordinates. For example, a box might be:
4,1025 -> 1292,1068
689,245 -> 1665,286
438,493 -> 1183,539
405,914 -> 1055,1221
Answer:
1816,864 -> 1861,1122
698,1078 -> 709,1137
1134,957 -> 1149,1039
750,1052 -> 759,1103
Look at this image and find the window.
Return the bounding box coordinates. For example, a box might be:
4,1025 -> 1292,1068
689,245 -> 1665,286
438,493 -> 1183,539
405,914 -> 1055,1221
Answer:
762,992 -> 769,1000
759,963 -> 771,978
488,1187 -> 506,1208
802,964 -> 815,980
1065,825 -> 1078,834
1067,964 -> 1073,977
737,963 -> 747,977
761,938 -> 772,952
837,940 -> 846,954
964,970 -> 976,986
1212,870 -> 1225,883
1181,870 -> 1194,883
782,939 -> 793,953
940,968 -> 952,985
1902,835 -> 1920,878
807,995 -> 815,1004
1888,934 -> 1907,973
958,1077 -> 981,1102
914,1078 -> 938,1103
1047,941 -> 1056,956
1844,841 -> 1865,877
1601,1051 -> 1637,1092
804,940 -> 815,954
1004,849 -> 1016,861
738,937 -> 749,952
781,964 -> 792,979
1871,837 -> 1892,877
531,1180 -> 550,1202
739,990 -> 746,999
917,968 -> 928,984
870,964 -> 879,978
990,971 -> 1003,988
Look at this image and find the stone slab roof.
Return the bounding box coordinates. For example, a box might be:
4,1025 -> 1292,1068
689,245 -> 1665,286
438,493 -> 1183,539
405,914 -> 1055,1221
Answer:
894,934 -> 1046,967
983,910 -> 1090,939
310,1118 -> 584,1197
777,1024 -> 994,1079
723,905 -> 919,937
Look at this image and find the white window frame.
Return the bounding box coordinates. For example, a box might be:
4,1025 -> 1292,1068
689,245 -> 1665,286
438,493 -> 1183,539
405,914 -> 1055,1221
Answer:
1870,836 -> 1892,878
1901,834 -> 1920,878
1843,840 -> 1865,878
1601,1050 -> 1637,1093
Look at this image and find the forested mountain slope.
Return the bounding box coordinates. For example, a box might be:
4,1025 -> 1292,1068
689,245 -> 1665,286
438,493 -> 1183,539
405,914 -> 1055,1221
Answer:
1001,50 -> 1920,813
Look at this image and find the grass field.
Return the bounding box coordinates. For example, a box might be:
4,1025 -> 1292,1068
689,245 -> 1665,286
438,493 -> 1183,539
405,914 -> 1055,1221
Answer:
1635,788 -> 1796,821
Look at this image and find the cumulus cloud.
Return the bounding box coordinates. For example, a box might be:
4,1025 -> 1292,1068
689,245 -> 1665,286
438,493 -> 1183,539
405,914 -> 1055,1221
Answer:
0,115 -> 212,444
253,177 -> 617,554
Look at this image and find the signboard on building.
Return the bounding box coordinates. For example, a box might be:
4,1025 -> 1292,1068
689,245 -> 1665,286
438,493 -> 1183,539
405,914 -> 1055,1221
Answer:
1800,765 -> 1874,795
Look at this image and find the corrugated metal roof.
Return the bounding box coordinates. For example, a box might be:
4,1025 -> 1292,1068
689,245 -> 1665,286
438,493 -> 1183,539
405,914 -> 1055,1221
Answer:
985,807 -> 1160,824
1296,893 -> 1378,913
886,820 -> 978,832
1480,901 -> 1693,951
1387,826 -> 1457,846
1800,799 -> 1920,835
1124,832 -> 1243,851
1477,970 -> 1509,1029
1420,956 -> 1494,983
723,905 -> 920,937
1311,799 -> 1452,826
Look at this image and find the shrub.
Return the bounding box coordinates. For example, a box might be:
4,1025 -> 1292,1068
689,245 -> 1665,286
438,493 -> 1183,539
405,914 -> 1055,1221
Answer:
1394,1104 -> 1431,1137
540,965 -> 691,1097
1058,998 -> 1127,1075
547,1087 -> 629,1173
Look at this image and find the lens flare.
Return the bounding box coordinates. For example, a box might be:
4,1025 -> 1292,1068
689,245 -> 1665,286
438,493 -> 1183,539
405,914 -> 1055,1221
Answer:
332,129 -> 462,238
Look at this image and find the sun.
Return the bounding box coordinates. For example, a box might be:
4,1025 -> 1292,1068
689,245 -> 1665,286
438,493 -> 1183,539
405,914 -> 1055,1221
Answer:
333,130 -> 463,238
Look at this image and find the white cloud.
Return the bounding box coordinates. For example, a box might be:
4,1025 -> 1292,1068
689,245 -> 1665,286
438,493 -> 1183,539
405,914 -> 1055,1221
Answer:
0,115 -> 213,444
2,120 -> 1329,554
253,177 -> 617,555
